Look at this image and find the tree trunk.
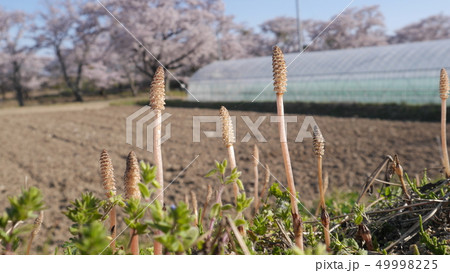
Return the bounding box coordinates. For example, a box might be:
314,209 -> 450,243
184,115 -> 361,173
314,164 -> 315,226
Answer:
73,87 -> 84,102
130,83 -> 138,97
74,62 -> 84,102
12,61 -> 25,107
56,47 -> 84,102
1,86 -> 6,102
15,87 -> 24,107
126,70 -> 138,96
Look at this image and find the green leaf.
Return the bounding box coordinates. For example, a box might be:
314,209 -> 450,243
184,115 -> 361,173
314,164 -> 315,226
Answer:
134,223 -> 149,234
210,203 -> 221,218
235,219 -> 246,227
222,159 -> 228,169
151,179 -> 161,189
205,169 -> 217,177
236,179 -> 244,191
221,204 -> 233,211
182,227 -> 199,249
218,159 -> 227,174
214,160 -> 221,169
72,221 -> 110,255
269,183 -> 283,198
355,215 -> 363,225
138,183 -> 150,198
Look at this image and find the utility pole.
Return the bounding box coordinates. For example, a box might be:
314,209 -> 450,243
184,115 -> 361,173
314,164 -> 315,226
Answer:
295,0 -> 303,52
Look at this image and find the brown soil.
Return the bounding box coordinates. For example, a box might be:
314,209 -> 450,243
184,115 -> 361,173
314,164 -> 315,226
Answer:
0,104 -> 444,252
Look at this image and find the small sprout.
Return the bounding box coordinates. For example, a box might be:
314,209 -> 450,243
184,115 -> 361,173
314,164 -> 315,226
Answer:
26,210 -> 44,255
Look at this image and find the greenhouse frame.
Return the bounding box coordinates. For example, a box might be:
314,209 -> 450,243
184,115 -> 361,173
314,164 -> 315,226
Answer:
188,39 -> 450,104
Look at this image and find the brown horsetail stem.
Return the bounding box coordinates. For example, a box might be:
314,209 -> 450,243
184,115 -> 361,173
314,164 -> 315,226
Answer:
272,45 -> 303,250
184,193 -> 190,208
220,106 -> 246,235
440,68 -> 450,177
26,211 -> 44,255
393,155 -> 411,202
100,149 -> 117,251
253,144 -> 259,214
150,66 -> 166,255
201,184 -> 213,226
313,126 -> 330,250
124,151 -> 141,255
357,224 -> 374,251
259,164 -> 271,207
219,106 -> 239,203
190,191 -> 198,225
313,126 -> 326,208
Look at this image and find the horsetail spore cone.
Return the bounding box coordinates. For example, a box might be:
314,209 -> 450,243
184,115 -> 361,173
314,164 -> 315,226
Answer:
32,211 -> 44,237
26,211 -> 44,255
439,68 -> 450,177
272,45 -> 303,250
313,126 -> 330,250
150,66 -> 166,255
100,149 -> 116,198
220,106 -> 239,202
124,151 -> 141,201
313,127 -> 325,159
312,126 -> 326,209
272,46 -> 287,94
220,106 -> 236,147
440,68 -> 449,100
125,151 -> 141,255
150,66 -> 166,110
100,149 -> 117,251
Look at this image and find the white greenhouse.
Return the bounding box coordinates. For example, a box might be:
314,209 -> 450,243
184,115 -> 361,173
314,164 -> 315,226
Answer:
188,39 -> 450,104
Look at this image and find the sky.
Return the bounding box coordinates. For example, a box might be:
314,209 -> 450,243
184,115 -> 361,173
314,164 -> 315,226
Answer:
1,0 -> 450,35
223,0 -> 450,34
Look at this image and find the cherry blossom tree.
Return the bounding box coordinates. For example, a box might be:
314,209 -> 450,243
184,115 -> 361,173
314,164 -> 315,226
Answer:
210,13 -> 270,60
390,14 -> 450,44
104,0 -> 256,82
304,5 -> 387,51
0,8 -> 38,106
34,0 -> 109,102
260,16 -> 301,53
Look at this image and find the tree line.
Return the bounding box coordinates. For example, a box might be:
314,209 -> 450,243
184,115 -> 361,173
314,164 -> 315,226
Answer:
0,1 -> 449,106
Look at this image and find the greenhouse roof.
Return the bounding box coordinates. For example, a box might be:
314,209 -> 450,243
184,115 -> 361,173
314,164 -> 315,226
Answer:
188,39 -> 450,104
